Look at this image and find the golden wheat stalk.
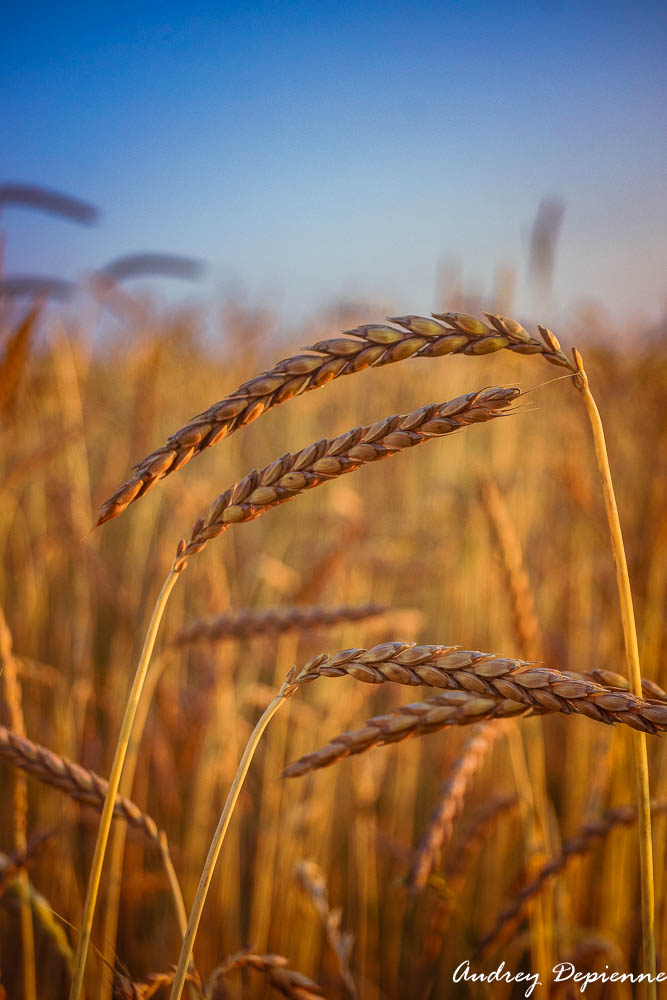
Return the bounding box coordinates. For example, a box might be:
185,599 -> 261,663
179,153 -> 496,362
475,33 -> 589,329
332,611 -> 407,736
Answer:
416,796 -> 520,994
81,384 -> 518,1000
95,311 -> 565,526
170,602 -> 388,646
0,608 -> 36,1000
571,348 -> 656,996
0,852 -> 74,975
475,799 -> 667,960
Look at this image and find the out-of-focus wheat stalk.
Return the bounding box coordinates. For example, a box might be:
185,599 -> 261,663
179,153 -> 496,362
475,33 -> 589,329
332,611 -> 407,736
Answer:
0,608 -> 37,1000
95,312 -> 565,526
0,303 -> 41,413
407,724 -> 505,894
295,859 -> 358,999
479,475 -> 552,978
475,800 -> 667,960
0,850 -> 74,975
417,796 -> 520,993
170,603 -> 388,646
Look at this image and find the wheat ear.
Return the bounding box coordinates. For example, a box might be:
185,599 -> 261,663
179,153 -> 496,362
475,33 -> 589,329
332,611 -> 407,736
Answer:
174,386 -> 519,569
0,723 -> 162,844
475,800 -> 667,960
170,602 -> 388,646
280,648 -> 667,778
407,724 -> 505,894
94,311 -> 562,526
280,643 -> 667,729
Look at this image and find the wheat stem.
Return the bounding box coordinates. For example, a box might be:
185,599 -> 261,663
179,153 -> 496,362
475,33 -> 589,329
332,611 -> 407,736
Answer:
68,567 -> 181,1000
572,349 -> 655,998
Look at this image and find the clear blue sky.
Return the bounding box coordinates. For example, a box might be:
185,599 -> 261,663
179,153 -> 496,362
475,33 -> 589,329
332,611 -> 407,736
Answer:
3,1 -> 666,326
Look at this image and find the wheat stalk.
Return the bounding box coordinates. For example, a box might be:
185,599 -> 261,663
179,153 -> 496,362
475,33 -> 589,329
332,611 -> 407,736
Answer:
174,386 -> 520,570
475,799 -> 667,960
170,602 -> 388,646
95,311 -> 565,526
80,385 -> 517,1000
0,607 -> 36,1000
571,348 -> 656,995
206,950 -> 323,999
479,477 -> 542,661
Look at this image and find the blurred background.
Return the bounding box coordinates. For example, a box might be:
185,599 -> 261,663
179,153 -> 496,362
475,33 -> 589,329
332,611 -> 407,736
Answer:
2,0 -> 666,329
1,3 -> 666,999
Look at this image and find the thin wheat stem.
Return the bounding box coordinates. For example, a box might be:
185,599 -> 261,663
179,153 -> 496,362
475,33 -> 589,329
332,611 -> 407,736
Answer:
68,567 -> 181,1000
572,348 -> 655,998
168,691 -> 289,1000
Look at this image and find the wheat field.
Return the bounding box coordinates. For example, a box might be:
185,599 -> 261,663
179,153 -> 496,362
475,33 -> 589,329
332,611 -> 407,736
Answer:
0,287 -> 665,999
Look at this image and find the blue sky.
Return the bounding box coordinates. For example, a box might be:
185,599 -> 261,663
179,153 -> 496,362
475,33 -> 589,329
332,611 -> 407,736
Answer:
2,1 -> 666,327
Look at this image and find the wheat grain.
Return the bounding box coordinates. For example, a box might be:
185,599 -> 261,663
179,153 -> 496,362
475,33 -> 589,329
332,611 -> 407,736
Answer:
174,387 -> 519,570
95,310 -> 566,526
170,603 -> 388,646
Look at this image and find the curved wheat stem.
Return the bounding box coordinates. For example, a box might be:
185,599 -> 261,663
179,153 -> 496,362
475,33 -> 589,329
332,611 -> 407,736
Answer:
572,348 -> 656,996
95,312 -> 565,526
